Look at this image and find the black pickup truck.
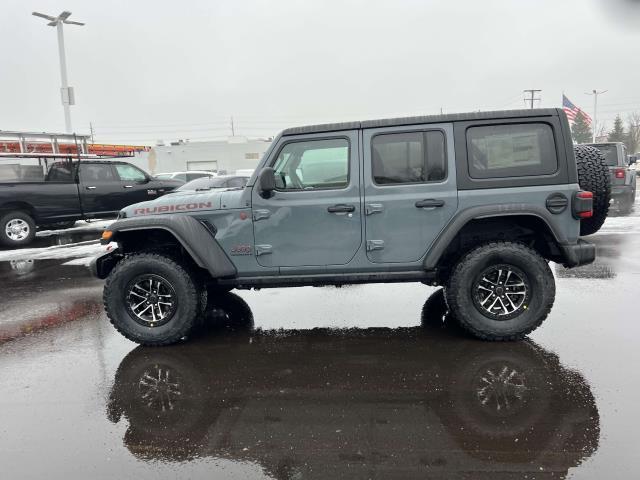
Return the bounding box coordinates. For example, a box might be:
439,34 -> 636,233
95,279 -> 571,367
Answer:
0,159 -> 182,247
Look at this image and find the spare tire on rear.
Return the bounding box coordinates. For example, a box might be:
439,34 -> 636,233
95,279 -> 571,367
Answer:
574,145 -> 610,236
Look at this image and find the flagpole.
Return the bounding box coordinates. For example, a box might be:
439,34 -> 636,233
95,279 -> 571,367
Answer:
585,89 -> 608,142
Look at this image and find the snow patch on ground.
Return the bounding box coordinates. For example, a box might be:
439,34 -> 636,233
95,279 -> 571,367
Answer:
0,241 -> 113,262
36,219 -> 113,237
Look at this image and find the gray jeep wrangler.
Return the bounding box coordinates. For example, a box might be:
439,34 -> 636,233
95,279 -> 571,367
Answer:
92,108 -> 604,346
583,142 -> 636,214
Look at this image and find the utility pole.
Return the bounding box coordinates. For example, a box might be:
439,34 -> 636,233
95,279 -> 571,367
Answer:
89,122 -> 95,143
585,89 -> 608,143
523,89 -> 542,109
230,116 -> 235,136
32,11 -> 85,134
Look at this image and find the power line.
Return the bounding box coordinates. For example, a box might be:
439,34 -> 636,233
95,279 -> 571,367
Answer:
523,89 -> 542,109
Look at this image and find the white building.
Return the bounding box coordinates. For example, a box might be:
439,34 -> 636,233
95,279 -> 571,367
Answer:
137,136 -> 273,175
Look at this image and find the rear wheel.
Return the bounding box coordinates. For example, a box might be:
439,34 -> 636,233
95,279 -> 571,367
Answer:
445,242 -> 555,341
104,253 -> 201,346
574,145 -> 610,235
0,211 -> 36,247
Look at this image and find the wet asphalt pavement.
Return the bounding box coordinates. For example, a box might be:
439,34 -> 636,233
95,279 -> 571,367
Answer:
1,190 -> 639,479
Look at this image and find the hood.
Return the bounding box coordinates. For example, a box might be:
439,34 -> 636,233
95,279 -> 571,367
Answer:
121,189 -> 243,218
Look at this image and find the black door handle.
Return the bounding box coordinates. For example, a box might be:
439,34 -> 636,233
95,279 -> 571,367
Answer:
327,204 -> 355,213
415,199 -> 445,208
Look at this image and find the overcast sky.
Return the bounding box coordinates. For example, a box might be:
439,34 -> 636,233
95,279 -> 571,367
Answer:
2,0 -> 639,144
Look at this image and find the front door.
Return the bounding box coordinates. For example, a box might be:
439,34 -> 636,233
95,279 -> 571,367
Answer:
251,132 -> 361,268
362,124 -> 458,264
78,163 -> 122,217
113,163 -> 158,207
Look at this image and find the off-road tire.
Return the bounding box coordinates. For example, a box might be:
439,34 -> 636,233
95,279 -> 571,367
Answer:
103,253 -> 200,346
421,288 -> 449,326
445,242 -> 555,341
574,145 -> 610,235
205,291 -> 254,331
0,210 -> 36,247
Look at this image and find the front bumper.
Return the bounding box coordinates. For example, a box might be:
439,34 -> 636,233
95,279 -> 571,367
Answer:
560,239 -> 596,268
90,249 -> 122,279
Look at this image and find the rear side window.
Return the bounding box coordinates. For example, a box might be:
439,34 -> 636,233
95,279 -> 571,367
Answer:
46,162 -> 74,182
372,131 -> 446,185
79,164 -> 116,182
466,123 -> 557,178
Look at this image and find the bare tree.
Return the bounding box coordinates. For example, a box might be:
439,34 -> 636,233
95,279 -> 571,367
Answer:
627,112 -> 640,154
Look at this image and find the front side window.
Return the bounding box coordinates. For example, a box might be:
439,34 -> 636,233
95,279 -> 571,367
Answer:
467,123 -> 557,178
371,130 -> 446,185
115,164 -> 147,182
272,138 -> 349,190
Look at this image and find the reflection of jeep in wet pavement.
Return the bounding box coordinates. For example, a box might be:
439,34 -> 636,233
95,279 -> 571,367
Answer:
107,294 -> 599,479
93,109 -> 605,345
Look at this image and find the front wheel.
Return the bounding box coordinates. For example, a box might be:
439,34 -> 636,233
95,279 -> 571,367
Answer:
0,211 -> 36,247
445,242 -> 555,341
103,253 -> 201,346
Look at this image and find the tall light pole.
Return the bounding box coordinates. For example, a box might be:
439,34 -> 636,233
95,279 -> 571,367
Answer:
585,89 -> 608,143
32,11 -> 85,133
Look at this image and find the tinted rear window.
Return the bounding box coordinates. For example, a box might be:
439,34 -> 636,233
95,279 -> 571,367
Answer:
467,123 -> 557,178
371,130 -> 446,185
590,145 -> 618,166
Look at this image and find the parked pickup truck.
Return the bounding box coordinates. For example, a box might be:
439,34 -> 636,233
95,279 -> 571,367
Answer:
0,159 -> 182,247
584,142 -> 637,214
93,108 -> 605,345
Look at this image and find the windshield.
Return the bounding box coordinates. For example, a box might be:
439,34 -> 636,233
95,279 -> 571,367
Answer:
177,176 -> 231,191
591,144 -> 619,166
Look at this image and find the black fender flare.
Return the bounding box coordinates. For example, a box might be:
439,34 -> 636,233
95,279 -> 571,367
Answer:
423,204 -> 569,270
101,215 -> 236,279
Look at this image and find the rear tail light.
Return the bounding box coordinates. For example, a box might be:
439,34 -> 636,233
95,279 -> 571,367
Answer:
615,168 -> 625,179
573,191 -> 593,219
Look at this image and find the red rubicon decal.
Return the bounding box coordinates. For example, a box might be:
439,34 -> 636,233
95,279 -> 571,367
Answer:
133,202 -> 213,215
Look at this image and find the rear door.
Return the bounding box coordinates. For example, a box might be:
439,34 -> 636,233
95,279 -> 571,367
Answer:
363,124 -> 458,263
78,162 -> 122,217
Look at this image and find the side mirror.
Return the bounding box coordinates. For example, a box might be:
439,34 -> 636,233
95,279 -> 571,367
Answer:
258,167 -> 276,197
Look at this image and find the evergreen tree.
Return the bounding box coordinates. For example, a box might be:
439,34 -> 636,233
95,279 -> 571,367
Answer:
608,115 -> 626,142
571,111 -> 592,144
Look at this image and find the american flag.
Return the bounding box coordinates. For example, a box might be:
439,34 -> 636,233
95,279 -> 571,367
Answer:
563,95 -> 592,125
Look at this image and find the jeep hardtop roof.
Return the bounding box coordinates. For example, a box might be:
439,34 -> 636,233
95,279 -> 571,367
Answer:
282,108 -> 563,136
